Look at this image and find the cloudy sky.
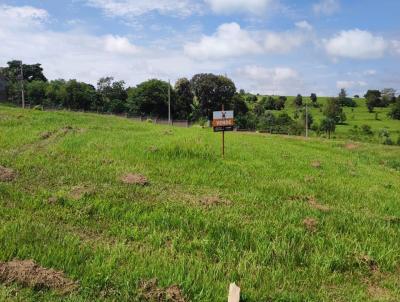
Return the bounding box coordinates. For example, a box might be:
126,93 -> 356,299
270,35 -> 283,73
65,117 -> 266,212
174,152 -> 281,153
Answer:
1,0 -> 399,96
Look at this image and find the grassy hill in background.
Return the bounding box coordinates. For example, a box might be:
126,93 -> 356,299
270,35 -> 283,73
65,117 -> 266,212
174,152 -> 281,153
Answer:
260,96 -> 399,142
1,105 -> 400,301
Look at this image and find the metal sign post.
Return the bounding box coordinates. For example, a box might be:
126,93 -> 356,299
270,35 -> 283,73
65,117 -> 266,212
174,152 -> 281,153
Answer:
212,106 -> 234,158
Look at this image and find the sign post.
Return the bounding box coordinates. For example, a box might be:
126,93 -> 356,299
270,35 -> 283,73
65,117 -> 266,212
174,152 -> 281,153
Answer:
213,106 -> 234,158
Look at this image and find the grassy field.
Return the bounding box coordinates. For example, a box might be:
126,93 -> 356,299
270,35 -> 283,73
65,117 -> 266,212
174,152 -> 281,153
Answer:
1,104 -> 400,301
269,97 -> 400,142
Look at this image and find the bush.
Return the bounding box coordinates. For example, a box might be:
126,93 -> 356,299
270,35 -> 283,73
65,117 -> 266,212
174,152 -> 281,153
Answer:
383,137 -> 394,145
361,124 -> 373,136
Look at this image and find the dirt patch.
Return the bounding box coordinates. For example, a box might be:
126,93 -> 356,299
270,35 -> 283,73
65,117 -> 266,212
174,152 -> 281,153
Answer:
39,131 -> 55,140
303,218 -> 318,232
0,260 -> 77,294
311,161 -> 322,168
121,173 -> 149,186
139,279 -> 186,302
344,143 -> 359,150
148,146 -> 159,153
0,166 -> 16,182
358,255 -> 379,273
69,185 -> 94,200
48,197 -> 58,204
200,195 -> 231,207
289,196 -> 331,212
307,196 -> 331,212
366,283 -> 391,301
304,176 -> 316,183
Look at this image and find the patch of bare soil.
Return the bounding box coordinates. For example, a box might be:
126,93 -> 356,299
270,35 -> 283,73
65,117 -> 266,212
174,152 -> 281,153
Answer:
304,176 -> 316,183
344,143 -> 359,150
358,255 -> 379,273
69,185 -> 94,200
311,161 -> 322,168
48,196 -> 58,204
303,218 -> 318,232
40,131 -> 55,140
121,173 -> 149,186
366,283 -> 392,301
0,260 -> 77,294
148,146 -> 159,153
139,279 -> 186,302
307,196 -> 331,212
0,166 -> 16,182
200,195 -> 231,207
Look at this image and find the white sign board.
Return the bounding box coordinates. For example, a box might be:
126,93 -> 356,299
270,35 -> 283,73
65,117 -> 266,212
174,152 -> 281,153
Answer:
213,111 -> 234,120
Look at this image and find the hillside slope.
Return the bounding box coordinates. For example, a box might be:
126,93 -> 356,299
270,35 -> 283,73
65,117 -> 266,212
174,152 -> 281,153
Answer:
1,105 -> 400,301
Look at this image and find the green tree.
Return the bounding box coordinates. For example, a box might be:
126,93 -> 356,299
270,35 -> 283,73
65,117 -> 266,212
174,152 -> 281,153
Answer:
174,78 -> 194,119
65,80 -> 96,110
323,97 -> 346,124
127,79 -> 175,117
338,88 -> 356,107
388,97 -> 400,120
26,81 -> 48,105
190,73 -> 236,119
365,90 -> 382,112
310,93 -> 317,104
231,93 -> 249,116
45,80 -> 67,108
96,77 -> 128,113
320,118 -> 336,139
294,94 -> 303,108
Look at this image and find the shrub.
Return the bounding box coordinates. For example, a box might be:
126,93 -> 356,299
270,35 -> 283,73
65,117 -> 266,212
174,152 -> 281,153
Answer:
361,124 -> 373,136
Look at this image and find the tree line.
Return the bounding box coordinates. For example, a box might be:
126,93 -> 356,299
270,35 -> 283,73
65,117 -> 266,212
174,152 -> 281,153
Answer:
1,60 -> 399,137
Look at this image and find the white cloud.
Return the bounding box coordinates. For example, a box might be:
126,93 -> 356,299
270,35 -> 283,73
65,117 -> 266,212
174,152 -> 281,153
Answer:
185,22 -> 312,59
324,29 -> 387,59
184,23 -> 262,60
264,31 -> 306,53
104,35 -> 140,54
313,0 -> 340,15
85,0 -> 196,18
0,4 -> 49,28
295,21 -> 313,31
0,4 -> 221,86
336,80 -> 367,89
236,65 -> 302,95
391,40 -> 400,55
205,0 -> 274,15
364,70 -> 376,76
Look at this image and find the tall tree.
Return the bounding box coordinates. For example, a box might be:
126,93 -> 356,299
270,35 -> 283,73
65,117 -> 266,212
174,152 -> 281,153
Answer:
190,73 -> 236,119
323,97 -> 346,124
127,79 -> 175,117
294,94 -> 303,108
389,96 -> 400,120
320,118 -> 336,139
174,78 -> 194,119
310,93 -> 317,104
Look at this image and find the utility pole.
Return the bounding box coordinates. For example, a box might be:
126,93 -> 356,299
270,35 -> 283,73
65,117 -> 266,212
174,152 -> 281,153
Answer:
305,102 -> 308,138
20,61 -> 25,109
168,79 -> 171,125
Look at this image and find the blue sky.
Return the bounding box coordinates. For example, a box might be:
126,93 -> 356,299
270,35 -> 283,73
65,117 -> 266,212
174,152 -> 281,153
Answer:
0,0 -> 399,96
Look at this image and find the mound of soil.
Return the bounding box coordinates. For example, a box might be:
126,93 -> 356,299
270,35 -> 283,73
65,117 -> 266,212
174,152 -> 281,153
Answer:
311,161 -> 322,168
344,143 -> 359,150
69,185 -> 93,200
0,260 -> 77,294
303,218 -> 318,232
121,173 -> 149,186
139,279 -> 186,302
307,196 -> 331,212
200,196 -> 231,207
0,166 -> 16,182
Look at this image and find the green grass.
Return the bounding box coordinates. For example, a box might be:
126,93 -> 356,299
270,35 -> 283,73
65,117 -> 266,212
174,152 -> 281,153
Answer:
266,97 -> 400,142
1,104 -> 400,301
